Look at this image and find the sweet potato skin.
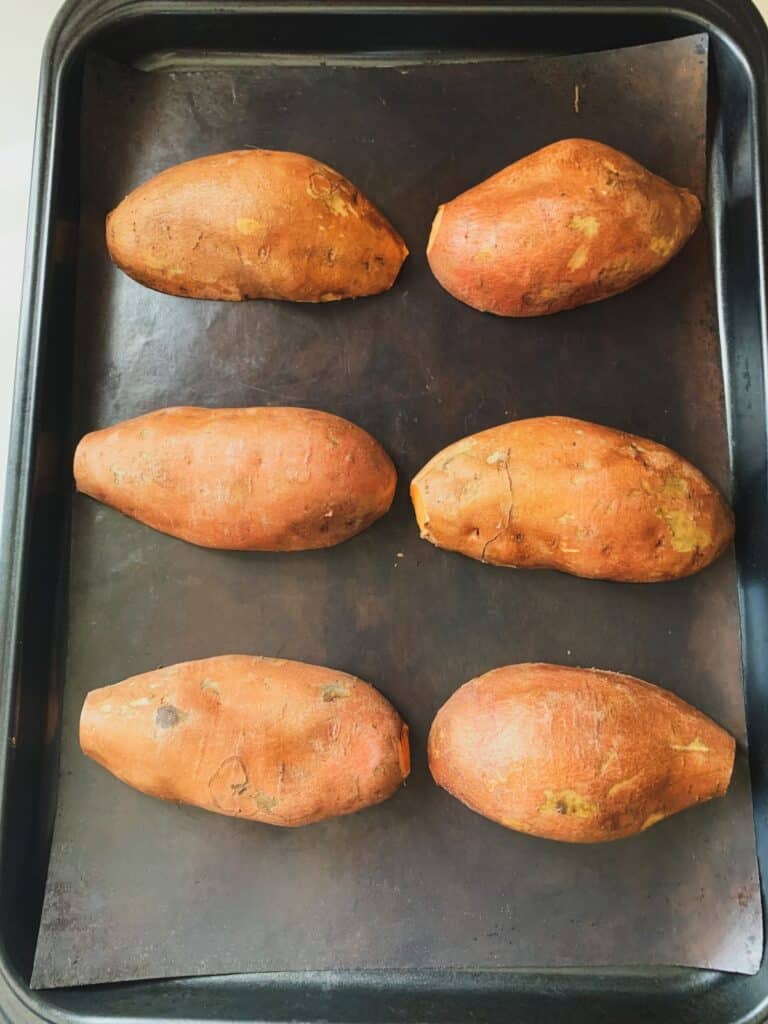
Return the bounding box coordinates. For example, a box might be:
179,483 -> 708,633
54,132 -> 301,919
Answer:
106,149 -> 408,302
411,416 -> 733,582
426,138 -> 701,316
429,663 -> 734,843
74,406 -> 396,551
80,655 -> 410,826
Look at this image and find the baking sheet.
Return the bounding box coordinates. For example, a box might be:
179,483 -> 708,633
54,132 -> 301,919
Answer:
32,34 -> 762,987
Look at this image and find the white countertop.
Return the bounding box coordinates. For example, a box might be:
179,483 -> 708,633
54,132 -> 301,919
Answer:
1,0 -> 63,514
2,0 -> 768,514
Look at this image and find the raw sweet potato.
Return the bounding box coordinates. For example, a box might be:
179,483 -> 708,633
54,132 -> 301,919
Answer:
426,138 -> 701,316
106,149 -> 408,301
411,416 -> 733,582
81,655 -> 410,826
74,406 -> 396,550
428,663 -> 734,843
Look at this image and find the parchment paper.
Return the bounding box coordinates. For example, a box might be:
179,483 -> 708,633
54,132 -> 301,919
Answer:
32,33 -> 763,987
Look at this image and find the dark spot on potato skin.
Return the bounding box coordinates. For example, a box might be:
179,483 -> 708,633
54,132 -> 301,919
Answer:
156,705 -> 182,728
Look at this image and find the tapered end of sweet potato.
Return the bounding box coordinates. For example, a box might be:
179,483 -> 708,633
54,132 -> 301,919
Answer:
79,684 -> 120,774
79,689 -> 95,757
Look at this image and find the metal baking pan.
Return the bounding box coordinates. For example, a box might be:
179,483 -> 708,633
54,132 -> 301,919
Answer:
2,0 -> 768,1020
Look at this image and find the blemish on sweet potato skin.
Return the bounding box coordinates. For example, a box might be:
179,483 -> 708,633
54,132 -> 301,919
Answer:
411,416 -> 733,583
321,682 -> 350,702
539,789 -> 597,818
427,138 -> 701,317
155,705 -> 185,729
106,149 -> 408,302
80,655 -> 410,826
209,756 -> 250,812
428,663 -> 735,843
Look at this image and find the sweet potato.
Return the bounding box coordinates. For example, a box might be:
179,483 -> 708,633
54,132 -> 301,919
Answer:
106,149 -> 408,301
426,138 -> 701,316
81,655 -> 410,826
429,663 -> 734,843
411,416 -> 732,582
74,406 -> 396,550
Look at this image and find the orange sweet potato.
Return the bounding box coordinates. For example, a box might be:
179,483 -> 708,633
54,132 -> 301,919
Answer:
74,406 -> 396,550
427,138 -> 701,316
411,416 -> 733,582
81,655 -> 410,826
106,149 -> 408,301
429,663 -> 734,843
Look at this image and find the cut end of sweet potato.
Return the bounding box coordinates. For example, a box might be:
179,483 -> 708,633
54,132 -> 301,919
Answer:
409,476 -> 430,539
715,732 -> 737,797
426,205 -> 444,259
681,187 -> 703,223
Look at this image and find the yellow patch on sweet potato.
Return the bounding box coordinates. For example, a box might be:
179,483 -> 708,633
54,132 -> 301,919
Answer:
567,244 -> 590,271
236,217 -> 261,235
570,214 -> 600,238
539,789 -> 597,818
656,507 -> 712,553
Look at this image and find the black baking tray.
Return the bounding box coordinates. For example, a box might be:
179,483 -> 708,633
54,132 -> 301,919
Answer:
3,0 -> 768,1021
